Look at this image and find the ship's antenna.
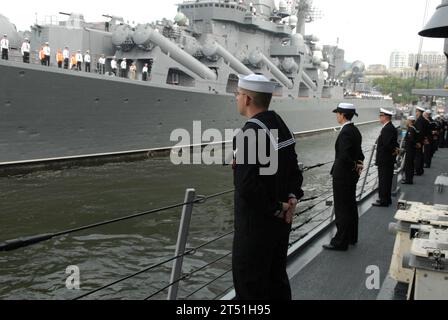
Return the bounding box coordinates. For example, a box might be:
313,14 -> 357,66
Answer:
413,0 -> 431,87
295,0 -> 323,35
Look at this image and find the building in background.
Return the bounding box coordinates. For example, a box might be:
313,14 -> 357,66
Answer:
365,64 -> 389,82
391,65 -> 445,81
387,51 -> 446,81
408,51 -> 446,68
389,51 -> 408,69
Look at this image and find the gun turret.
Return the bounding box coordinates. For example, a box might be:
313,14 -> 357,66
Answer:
112,24 -> 134,51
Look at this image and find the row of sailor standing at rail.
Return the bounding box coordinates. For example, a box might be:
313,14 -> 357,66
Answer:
402,106 -> 448,185
230,77 -> 446,300
1,34 -> 152,81
323,105 -> 447,254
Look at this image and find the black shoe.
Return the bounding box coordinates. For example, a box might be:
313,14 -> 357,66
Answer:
322,244 -> 348,251
372,202 -> 389,207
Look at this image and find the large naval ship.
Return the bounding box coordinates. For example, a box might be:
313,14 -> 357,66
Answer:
0,0 -> 392,164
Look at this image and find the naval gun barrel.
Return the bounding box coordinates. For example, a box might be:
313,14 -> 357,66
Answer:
147,28 -> 217,81
102,14 -> 113,19
112,24 -> 134,48
265,56 -> 294,89
302,72 -> 318,91
249,50 -> 294,89
202,41 -> 252,75
59,12 -> 71,16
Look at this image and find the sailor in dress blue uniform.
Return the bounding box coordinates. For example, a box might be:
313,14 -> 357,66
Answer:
402,116 -> 418,185
323,103 -> 364,251
414,106 -> 428,176
373,108 -> 399,207
232,74 -> 304,300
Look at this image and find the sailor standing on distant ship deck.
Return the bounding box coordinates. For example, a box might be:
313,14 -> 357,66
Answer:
70,54 -> 77,70
56,49 -> 63,68
232,74 -> 303,300
21,38 -> 30,63
373,108 -> 399,207
39,46 -> 45,65
1,34 -> 9,60
98,54 -> 106,74
84,50 -> 91,72
120,58 -> 127,78
142,63 -> 148,81
402,116 -> 418,185
111,56 -> 117,76
43,42 -> 51,66
75,50 -> 83,71
63,46 -> 70,69
323,103 -> 364,251
129,62 -> 137,80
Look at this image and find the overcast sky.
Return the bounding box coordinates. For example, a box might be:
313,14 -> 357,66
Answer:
1,0 -> 445,66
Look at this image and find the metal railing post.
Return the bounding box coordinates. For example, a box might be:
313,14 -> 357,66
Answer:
359,144 -> 377,201
392,153 -> 406,197
167,188 -> 196,300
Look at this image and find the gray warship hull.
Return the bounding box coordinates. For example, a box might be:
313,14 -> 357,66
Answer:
0,60 -> 390,164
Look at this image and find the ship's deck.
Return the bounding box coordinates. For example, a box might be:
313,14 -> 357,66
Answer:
286,148 -> 447,300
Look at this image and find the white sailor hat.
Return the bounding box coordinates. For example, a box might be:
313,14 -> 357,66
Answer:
416,106 -> 426,112
380,108 -> 394,116
332,103 -> 358,117
238,74 -> 277,94
3,34 -> 7,37
424,109 -> 432,114
407,116 -> 416,121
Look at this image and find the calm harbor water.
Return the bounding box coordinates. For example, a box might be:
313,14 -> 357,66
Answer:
0,123 -> 383,300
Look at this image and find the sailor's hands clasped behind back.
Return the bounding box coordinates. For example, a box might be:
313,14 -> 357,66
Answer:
355,161 -> 364,176
286,198 -> 298,224
277,198 -> 298,225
